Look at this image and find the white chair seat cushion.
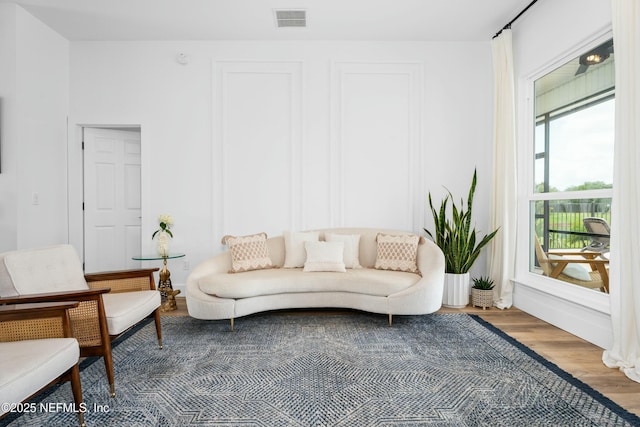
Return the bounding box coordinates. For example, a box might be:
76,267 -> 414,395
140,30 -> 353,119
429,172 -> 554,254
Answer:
102,290 -> 161,335
198,268 -> 419,299
0,338 -> 79,412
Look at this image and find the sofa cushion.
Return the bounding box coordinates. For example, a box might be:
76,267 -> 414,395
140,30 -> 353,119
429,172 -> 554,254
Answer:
303,241 -> 346,272
325,233 -> 362,269
0,338 -> 78,410
4,245 -> 88,294
222,232 -> 274,273
198,268 -> 419,299
101,290 -> 161,335
283,231 -> 320,268
374,233 -> 420,274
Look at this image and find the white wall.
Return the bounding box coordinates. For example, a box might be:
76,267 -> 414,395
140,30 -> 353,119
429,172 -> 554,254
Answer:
69,40 -> 494,288
0,4 -> 19,252
0,4 -> 69,252
511,0 -> 614,348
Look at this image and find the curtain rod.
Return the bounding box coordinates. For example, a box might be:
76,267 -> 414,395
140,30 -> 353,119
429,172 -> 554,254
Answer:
493,0 -> 539,39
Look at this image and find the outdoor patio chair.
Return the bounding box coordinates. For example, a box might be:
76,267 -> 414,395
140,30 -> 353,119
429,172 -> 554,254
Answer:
0,245 -> 162,397
534,237 -> 609,293
581,217 -> 610,256
0,301 -> 86,427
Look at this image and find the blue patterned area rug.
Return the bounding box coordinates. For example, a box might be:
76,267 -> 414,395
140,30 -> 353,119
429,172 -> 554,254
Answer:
3,312 -> 639,426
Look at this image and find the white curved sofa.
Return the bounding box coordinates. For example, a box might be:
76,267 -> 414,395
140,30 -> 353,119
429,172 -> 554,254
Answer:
186,228 -> 445,329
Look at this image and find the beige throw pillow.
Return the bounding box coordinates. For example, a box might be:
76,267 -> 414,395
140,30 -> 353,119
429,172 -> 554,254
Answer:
222,232 -> 273,273
303,241 -> 346,272
325,233 -> 362,269
283,231 -> 320,268
374,233 -> 420,274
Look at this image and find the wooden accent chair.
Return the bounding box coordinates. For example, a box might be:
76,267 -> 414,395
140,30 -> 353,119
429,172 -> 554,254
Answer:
0,301 -> 86,427
534,237 -> 609,293
0,245 -> 163,397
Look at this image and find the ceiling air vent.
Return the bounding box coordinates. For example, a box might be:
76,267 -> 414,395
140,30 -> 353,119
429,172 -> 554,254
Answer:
274,9 -> 307,28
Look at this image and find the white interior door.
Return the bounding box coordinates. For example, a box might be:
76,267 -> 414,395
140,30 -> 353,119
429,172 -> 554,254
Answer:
83,128 -> 142,273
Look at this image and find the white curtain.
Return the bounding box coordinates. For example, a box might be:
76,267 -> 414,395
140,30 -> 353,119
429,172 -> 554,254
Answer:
489,29 -> 517,309
602,0 -> 640,383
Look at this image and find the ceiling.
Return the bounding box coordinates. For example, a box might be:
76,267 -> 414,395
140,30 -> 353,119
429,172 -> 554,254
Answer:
0,0 -> 534,42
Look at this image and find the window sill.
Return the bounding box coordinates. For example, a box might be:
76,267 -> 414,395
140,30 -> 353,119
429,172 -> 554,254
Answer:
513,271 -> 611,315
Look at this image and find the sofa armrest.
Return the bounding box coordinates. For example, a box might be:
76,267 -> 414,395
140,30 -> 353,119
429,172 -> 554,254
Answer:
387,239 -> 445,314
85,268 -> 159,292
186,252 -> 232,287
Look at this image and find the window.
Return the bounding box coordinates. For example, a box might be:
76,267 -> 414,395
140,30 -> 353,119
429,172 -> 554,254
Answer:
530,38 -> 614,292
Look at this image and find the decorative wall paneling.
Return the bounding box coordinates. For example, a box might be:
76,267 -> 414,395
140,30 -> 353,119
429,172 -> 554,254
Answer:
212,61 -> 303,241
331,61 -> 423,232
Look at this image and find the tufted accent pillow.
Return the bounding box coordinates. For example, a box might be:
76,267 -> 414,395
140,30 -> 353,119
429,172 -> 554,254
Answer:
0,252 -> 19,297
222,232 -> 274,273
4,245 -> 88,294
374,233 -> 420,274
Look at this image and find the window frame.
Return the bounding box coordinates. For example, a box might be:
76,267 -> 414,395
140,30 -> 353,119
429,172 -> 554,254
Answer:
515,31 -> 614,315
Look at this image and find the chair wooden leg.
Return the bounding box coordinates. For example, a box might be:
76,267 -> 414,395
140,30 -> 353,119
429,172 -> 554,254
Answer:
154,308 -> 163,349
95,294 -> 116,397
69,364 -> 86,427
101,340 -> 116,397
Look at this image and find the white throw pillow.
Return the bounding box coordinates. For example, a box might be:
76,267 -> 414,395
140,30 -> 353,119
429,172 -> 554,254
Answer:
325,233 -> 362,269
303,241 -> 346,273
283,231 -> 320,268
548,254 -> 591,281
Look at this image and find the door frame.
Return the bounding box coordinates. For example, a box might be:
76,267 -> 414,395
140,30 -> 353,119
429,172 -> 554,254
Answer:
67,124 -> 144,270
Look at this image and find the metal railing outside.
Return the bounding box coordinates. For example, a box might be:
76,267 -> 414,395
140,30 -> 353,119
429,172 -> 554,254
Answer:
534,201 -> 611,250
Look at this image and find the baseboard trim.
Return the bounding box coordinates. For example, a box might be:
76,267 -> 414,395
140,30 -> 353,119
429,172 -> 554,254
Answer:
513,281 -> 612,349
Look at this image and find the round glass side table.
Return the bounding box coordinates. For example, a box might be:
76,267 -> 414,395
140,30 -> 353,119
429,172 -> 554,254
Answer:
132,253 -> 185,311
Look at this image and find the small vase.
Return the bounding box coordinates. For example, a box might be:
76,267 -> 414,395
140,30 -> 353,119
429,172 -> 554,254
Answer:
156,231 -> 170,257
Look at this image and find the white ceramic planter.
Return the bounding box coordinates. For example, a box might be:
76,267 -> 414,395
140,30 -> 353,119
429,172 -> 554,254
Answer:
442,272 -> 470,308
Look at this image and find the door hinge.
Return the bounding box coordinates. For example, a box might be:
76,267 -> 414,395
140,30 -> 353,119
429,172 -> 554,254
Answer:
82,202 -> 85,210
82,141 -> 85,150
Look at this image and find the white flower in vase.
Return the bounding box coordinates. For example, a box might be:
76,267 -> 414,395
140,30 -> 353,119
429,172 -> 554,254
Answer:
152,214 -> 174,256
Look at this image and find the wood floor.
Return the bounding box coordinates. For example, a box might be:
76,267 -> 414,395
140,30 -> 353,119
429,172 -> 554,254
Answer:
165,297 -> 640,417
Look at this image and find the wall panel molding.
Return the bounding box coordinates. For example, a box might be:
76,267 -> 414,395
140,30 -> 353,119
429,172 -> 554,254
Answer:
212,60 -> 303,243
330,61 -> 423,231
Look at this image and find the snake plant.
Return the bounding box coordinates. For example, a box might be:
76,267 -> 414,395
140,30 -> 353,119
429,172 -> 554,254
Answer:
424,169 -> 499,274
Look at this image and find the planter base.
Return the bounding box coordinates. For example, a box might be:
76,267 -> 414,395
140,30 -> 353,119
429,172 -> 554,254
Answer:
442,273 -> 470,308
471,288 -> 494,310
